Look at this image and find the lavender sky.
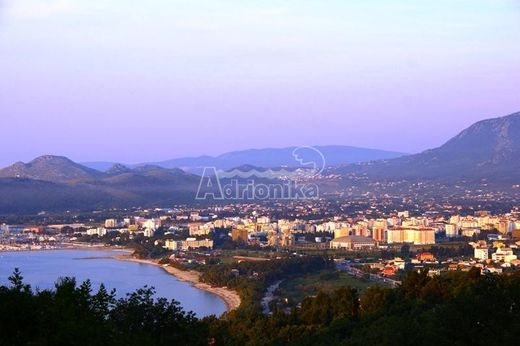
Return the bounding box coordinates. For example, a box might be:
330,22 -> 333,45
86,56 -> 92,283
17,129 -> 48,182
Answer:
1,0 -> 519,167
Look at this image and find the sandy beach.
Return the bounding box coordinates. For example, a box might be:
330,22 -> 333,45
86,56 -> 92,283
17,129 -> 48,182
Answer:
115,255 -> 241,313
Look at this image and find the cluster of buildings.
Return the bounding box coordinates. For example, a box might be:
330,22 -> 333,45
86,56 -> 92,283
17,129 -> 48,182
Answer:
470,240 -> 519,267
168,208 -> 520,255
348,239 -> 520,281
81,218 -> 164,238
359,237 -> 520,280
185,214 -> 440,250
445,213 -> 520,238
327,211 -> 520,250
2,206 -> 520,256
0,216 -> 166,251
138,208 -> 520,252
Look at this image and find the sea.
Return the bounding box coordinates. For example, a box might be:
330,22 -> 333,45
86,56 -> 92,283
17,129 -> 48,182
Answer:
0,249 -> 226,317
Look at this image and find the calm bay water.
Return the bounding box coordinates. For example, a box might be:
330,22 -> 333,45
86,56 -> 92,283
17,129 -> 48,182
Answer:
0,249 -> 226,317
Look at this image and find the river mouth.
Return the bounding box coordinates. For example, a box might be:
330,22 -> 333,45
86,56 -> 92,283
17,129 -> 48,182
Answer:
0,249 -> 226,317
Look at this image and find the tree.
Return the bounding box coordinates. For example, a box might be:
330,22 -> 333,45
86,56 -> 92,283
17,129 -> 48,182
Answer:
8,267 -> 30,292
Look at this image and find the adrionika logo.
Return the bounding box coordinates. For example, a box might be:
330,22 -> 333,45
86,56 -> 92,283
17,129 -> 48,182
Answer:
196,146 -> 326,200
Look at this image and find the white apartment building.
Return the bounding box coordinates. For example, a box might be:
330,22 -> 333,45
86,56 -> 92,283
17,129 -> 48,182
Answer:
474,247 -> 489,261
164,238 -> 214,250
86,227 -> 107,237
492,248 -> 518,263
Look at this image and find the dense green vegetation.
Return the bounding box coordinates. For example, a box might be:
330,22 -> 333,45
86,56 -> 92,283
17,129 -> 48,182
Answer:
0,269 -> 205,346
277,270 -> 373,305
2,265 -> 520,345
200,256 -> 334,313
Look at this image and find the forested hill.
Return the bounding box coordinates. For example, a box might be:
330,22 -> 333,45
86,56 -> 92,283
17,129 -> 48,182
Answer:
1,266 -> 519,345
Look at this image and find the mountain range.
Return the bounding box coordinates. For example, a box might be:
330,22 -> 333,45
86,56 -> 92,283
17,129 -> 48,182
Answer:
0,111 -> 519,213
81,145 -> 406,173
0,159 -> 201,213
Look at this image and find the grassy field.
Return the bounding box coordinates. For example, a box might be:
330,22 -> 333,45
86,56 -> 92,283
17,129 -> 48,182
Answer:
277,270 -> 376,304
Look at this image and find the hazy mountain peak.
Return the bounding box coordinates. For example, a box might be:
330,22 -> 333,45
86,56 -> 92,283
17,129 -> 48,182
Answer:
441,111 -> 520,160
30,155 -> 72,163
449,111 -> 520,142
0,155 -> 103,182
336,110 -> 520,182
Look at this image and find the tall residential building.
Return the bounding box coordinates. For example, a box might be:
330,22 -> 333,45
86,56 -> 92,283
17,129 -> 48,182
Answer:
372,219 -> 387,242
474,246 -> 489,261
232,228 -> 249,243
104,219 -> 118,228
498,220 -> 512,234
182,238 -> 213,250
387,227 -> 435,245
445,223 -> 459,238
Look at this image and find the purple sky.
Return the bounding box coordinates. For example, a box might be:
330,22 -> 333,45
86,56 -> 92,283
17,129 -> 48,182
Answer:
1,0 -> 519,167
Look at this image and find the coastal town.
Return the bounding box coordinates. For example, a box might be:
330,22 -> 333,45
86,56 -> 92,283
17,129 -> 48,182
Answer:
2,0 -> 520,343
2,201 -> 520,313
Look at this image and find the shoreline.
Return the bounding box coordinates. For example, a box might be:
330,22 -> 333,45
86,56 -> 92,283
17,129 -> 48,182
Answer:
0,246 -> 241,312
115,255 -> 241,313
0,244 -> 130,254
